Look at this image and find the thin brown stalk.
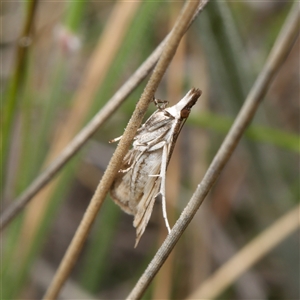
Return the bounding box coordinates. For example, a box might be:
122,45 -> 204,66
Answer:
0,0 -> 210,231
2,0 -> 39,199
186,204 -> 300,299
3,0 -> 39,145
43,1 -> 201,299
126,4 -> 300,300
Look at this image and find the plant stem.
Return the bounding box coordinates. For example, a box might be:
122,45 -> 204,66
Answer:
2,0 -> 39,174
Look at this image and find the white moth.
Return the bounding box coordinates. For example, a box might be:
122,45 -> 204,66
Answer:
110,88 -> 202,247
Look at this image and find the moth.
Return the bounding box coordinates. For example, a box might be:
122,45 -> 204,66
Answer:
110,88 -> 202,247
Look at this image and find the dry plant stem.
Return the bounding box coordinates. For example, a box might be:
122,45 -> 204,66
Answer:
2,0 -> 39,169
0,0 -> 210,231
186,204 -> 300,299
126,5 -> 300,300
43,1 -> 200,299
9,0 -> 39,93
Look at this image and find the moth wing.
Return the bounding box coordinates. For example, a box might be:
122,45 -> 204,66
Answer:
134,111 -> 173,146
134,180 -> 160,247
133,161 -> 162,247
110,150 -> 136,215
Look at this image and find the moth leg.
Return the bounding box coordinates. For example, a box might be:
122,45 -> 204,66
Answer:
159,143 -> 171,233
109,135 -> 123,143
118,166 -> 132,173
153,97 -> 169,110
129,149 -> 149,197
118,150 -> 136,173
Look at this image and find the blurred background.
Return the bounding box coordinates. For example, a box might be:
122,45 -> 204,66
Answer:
1,1 -> 299,299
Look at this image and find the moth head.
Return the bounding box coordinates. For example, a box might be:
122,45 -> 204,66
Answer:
165,88 -> 202,119
180,88 -> 202,118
